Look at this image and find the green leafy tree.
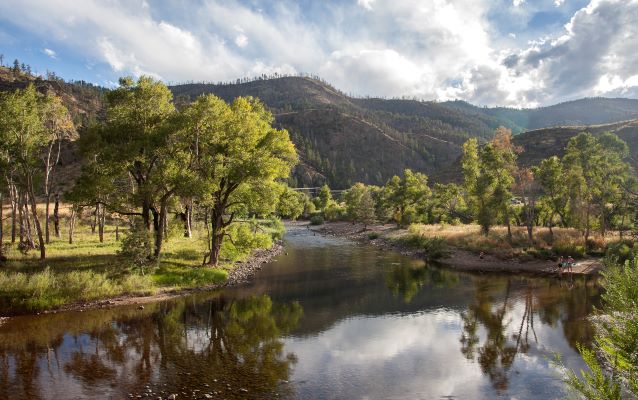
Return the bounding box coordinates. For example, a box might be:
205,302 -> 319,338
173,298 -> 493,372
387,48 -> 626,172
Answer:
276,185 -> 306,220
343,183 -> 376,226
431,183 -> 465,223
382,169 -> 431,227
564,257 -> 638,399
533,156 -> 568,234
181,94 -> 297,265
74,76 -> 188,258
0,85 -> 48,259
462,128 -> 518,237
314,184 -> 333,211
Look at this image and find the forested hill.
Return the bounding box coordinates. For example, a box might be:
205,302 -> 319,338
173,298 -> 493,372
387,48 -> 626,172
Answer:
171,77 -> 638,188
2,66 -> 638,189
443,97 -> 638,132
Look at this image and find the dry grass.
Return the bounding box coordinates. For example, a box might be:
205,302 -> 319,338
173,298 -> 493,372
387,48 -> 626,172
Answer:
399,223 -> 617,259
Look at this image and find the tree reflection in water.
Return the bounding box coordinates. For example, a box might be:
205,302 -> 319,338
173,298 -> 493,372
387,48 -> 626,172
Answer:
459,275 -> 600,393
385,263 -> 460,303
0,294 -> 303,400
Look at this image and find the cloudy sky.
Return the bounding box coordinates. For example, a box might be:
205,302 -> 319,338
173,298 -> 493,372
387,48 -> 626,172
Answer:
0,0 -> 636,107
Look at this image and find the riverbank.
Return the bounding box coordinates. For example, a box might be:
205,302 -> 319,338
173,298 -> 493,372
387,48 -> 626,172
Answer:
312,221 -> 604,275
3,242 -> 284,317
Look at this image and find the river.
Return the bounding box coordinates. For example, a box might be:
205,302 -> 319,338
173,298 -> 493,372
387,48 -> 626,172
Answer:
0,225 -> 601,399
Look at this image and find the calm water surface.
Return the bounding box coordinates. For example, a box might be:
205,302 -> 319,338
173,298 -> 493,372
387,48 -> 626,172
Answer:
0,226 -> 601,399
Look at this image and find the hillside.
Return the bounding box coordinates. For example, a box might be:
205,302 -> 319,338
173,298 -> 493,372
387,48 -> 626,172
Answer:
2,68 -> 638,190
443,98 -> 638,132
436,118 -> 638,183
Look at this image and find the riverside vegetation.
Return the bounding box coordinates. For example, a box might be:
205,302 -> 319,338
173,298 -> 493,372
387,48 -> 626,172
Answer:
1,71 -> 637,399
0,76 -> 294,312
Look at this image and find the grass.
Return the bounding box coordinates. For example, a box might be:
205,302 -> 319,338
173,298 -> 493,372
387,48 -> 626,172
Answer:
0,204 -> 284,312
381,223 -> 620,260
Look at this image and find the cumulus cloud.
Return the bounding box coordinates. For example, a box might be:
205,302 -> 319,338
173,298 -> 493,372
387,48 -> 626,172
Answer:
0,0 -> 635,107
42,48 -> 56,59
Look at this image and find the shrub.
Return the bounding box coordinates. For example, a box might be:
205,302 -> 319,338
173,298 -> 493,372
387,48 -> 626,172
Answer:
221,224 -> 273,262
552,243 -> 586,258
310,214 -> 324,225
398,234 -> 450,260
606,240 -> 638,264
120,274 -> 157,295
119,219 -> 154,270
368,232 -> 380,240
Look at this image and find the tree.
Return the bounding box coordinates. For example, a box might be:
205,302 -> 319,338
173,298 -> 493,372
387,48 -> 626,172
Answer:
382,169 -> 431,227
181,94 -> 296,265
431,183 -> 465,223
462,128 -> 518,237
276,185 -> 305,220
515,168 -> 538,243
533,156 -> 568,235
0,85 -> 48,259
40,93 -> 73,244
74,76 -> 185,258
344,183 -> 376,226
314,184 -> 333,211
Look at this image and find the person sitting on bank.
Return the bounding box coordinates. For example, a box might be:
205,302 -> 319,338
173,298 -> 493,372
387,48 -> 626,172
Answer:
566,256 -> 575,273
557,256 -> 564,273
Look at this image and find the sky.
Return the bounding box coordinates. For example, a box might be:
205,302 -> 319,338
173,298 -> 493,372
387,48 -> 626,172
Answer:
0,0 -> 636,108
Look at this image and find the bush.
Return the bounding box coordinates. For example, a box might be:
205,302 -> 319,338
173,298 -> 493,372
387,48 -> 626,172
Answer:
119,219 -> 154,270
368,232 -> 380,240
606,240 -> 638,264
221,223 -> 273,262
398,234 -> 450,261
552,243 -> 586,258
310,214 -> 324,225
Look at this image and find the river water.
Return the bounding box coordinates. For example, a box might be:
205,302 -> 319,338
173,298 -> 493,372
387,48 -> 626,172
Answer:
0,226 -> 601,400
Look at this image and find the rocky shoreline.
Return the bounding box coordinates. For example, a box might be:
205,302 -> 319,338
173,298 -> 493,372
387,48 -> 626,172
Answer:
12,241 -> 285,317
313,221 -> 603,276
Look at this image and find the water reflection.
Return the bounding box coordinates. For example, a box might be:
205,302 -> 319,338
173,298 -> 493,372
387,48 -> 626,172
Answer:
0,227 -> 602,400
0,294 -> 302,400
385,263 -> 460,303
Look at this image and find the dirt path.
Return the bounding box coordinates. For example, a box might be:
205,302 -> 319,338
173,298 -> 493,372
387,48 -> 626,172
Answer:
313,221 -> 603,276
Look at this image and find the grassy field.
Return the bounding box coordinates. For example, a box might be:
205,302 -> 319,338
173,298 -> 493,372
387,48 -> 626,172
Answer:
389,223 -> 617,260
0,204 -> 283,312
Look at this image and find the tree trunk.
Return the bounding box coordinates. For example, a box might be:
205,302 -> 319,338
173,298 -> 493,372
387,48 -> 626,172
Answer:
69,208 -> 77,244
620,212 -> 626,240
22,194 -> 34,249
152,208 -> 161,259
10,185 -> 17,243
184,203 -> 192,238
26,177 -> 45,260
209,207 -> 225,266
53,193 -> 60,238
18,191 -> 24,244
584,201 -> 591,244
504,207 -> 512,243
97,203 -> 105,243
91,206 -> 97,234
0,192 -> 4,260
115,221 -> 120,241
45,193 -> 51,244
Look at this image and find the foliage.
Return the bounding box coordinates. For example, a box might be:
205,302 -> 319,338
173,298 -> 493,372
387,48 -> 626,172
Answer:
310,214 -> 325,225
119,219 -> 154,271
276,185 -> 306,220
382,169 -> 431,227
565,256 -> 638,399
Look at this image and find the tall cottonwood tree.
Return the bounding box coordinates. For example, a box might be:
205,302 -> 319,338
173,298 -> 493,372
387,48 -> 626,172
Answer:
382,169 -> 431,227
75,76 -> 185,258
462,128 -> 518,237
0,85 -> 48,259
179,94 -> 297,265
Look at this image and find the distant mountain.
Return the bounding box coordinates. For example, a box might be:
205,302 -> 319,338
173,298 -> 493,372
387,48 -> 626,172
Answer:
443,97 -> 638,132
171,77 -> 638,187
2,67 -> 638,190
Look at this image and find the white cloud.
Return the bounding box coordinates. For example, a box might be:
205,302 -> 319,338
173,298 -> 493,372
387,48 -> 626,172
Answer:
0,0 -> 635,107
554,0 -> 565,6
357,0 -> 375,10
42,47 -> 56,59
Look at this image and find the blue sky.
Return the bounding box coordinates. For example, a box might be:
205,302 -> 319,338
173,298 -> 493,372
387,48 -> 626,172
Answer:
0,0 -> 635,107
